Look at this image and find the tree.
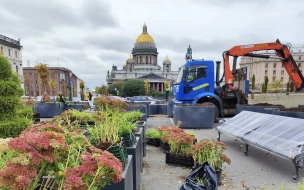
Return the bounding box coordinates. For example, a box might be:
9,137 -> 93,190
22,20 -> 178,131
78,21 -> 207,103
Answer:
80,80 -> 85,94
251,74 -> 255,91
0,55 -> 32,138
144,79 -> 150,96
108,82 -> 125,96
269,80 -> 283,93
123,79 -> 145,97
34,63 -> 50,93
286,81 -> 290,93
101,85 -> 107,95
263,76 -> 269,93
23,74 -> 32,95
48,79 -> 56,96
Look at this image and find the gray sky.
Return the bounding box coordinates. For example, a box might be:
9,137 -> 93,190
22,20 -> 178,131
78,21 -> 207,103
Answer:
1,0 -> 303,89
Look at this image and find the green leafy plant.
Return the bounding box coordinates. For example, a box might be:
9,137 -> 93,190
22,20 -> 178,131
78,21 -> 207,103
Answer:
123,110 -> 144,123
195,176 -> 208,186
94,95 -> 128,112
108,81 -> 125,96
251,74 -> 255,90
146,129 -> 161,139
191,139 -> 231,169
123,79 -> 145,97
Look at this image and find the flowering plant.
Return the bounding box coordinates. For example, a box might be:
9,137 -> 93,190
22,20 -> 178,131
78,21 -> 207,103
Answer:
0,122 -> 123,190
191,139 -> 231,169
162,128 -> 196,156
94,95 -> 128,112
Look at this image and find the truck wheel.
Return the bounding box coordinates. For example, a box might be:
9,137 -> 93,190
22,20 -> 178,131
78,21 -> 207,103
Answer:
201,102 -> 219,120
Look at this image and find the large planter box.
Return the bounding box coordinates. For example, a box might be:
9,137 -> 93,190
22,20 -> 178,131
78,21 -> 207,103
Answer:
67,104 -> 85,111
36,103 -> 64,118
125,104 -> 147,121
160,140 -> 170,153
136,121 -> 147,157
236,104 -> 285,115
149,104 -> 168,115
146,138 -> 160,147
33,112 -> 40,124
134,128 -> 143,171
126,137 -> 141,190
128,102 -> 150,118
167,101 -> 174,118
149,104 -> 158,115
272,109 -> 304,119
173,105 -> 214,129
103,155 -> 134,190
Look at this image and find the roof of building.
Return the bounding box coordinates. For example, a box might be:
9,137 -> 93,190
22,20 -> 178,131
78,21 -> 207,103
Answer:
135,23 -> 154,43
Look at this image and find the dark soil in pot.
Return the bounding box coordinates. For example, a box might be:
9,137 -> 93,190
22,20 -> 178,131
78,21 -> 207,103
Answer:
279,108 -> 304,112
95,142 -> 112,150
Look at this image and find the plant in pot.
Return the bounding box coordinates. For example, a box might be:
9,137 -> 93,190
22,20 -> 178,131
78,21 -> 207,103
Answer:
191,139 -> 231,185
123,110 -> 144,124
146,129 -> 161,147
0,122 -> 123,190
88,109 -> 128,169
94,95 -> 128,112
163,129 -> 196,168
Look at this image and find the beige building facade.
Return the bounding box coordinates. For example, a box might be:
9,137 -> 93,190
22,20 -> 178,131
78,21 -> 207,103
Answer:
0,34 -> 24,90
240,48 -> 304,91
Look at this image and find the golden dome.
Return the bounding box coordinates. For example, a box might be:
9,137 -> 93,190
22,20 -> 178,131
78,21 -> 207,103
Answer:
135,23 -> 154,43
128,55 -> 133,60
165,55 -> 170,61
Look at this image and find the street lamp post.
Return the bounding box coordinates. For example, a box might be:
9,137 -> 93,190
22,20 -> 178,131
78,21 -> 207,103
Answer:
68,72 -> 72,101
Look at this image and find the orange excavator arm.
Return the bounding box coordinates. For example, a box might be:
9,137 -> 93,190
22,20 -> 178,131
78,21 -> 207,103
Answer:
223,39 -> 304,91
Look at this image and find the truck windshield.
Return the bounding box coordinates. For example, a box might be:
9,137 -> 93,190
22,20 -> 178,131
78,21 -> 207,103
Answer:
175,66 -> 185,84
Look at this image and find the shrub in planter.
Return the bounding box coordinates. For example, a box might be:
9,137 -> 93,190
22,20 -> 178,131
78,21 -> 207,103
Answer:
123,110 -> 144,124
94,95 -> 128,112
191,139 -> 231,185
146,129 -> 161,147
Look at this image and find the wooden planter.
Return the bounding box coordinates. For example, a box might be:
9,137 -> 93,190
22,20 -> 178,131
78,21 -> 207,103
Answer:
173,105 -> 214,129
165,151 -> 194,168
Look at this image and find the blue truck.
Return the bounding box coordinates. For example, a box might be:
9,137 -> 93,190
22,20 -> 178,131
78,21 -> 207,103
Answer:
173,47 -> 249,120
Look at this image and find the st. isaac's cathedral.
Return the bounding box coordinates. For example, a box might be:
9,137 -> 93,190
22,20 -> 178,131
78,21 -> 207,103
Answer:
106,23 -> 178,92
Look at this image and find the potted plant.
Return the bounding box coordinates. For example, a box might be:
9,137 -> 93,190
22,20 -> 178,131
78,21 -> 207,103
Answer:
191,139 -> 231,184
163,128 -> 196,168
146,129 -> 161,147
0,122 -> 123,190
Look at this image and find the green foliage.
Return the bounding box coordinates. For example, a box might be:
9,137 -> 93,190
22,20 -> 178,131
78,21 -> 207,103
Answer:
251,74 -> 255,90
80,80 -> 85,93
123,79 -> 145,97
269,80 -> 283,93
0,55 -> 12,80
0,117 -> 32,138
146,129 -> 161,139
0,55 -> 32,138
150,90 -> 165,97
108,81 -> 125,95
287,81 -> 290,92
262,83 -> 265,93
123,110 -> 144,123
95,85 -> 108,95
264,76 -> 269,92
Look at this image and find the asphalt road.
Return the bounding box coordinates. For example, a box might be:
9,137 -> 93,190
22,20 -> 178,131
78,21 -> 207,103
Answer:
141,116 -> 304,190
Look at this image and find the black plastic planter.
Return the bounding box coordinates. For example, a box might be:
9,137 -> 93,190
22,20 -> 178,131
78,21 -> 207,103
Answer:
160,140 -> 170,152
126,137 -> 141,190
165,151 -> 194,168
125,104 -> 147,121
173,105 -> 214,129
33,112 -> 40,124
68,104 -> 85,111
146,138 -> 160,147
103,155 -> 134,190
149,104 -> 158,115
158,104 -> 167,115
236,104 -> 285,115
36,103 -> 64,118
167,101 -> 174,118
135,121 -> 147,157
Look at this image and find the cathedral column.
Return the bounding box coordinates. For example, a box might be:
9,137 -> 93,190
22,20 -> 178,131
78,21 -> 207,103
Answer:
161,83 -> 164,92
157,83 -> 159,92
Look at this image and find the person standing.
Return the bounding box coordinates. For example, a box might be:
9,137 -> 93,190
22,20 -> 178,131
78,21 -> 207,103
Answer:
84,92 -> 89,101
89,92 -> 92,101
41,92 -> 50,103
56,92 -> 67,106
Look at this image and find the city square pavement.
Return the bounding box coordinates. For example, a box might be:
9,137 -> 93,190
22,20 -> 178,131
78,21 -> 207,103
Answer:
141,116 -> 304,190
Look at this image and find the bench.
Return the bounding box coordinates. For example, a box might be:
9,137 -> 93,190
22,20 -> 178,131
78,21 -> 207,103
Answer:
217,111 -> 304,182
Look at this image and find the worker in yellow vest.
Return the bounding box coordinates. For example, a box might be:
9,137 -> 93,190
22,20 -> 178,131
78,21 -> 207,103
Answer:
84,92 -> 89,101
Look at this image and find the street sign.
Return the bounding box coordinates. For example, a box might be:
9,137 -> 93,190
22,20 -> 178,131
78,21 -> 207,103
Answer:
69,79 -> 72,85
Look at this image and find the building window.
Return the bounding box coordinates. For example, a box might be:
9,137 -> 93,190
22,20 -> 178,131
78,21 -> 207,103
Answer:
8,49 -> 11,56
273,63 -> 276,68
249,72 -> 252,77
0,47 -> 3,54
249,65 -> 253,69
140,56 -> 142,64
15,51 -> 18,58
298,63 -> 301,67
273,70 -> 276,75
281,70 -> 284,75
281,77 -> 284,82
272,76 -> 276,82
281,63 -> 284,68
265,63 -> 268,68
16,65 -> 18,73
265,70 -> 268,75
300,56 -> 302,61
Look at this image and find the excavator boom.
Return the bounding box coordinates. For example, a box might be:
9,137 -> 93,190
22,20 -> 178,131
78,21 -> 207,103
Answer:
224,39 -> 304,91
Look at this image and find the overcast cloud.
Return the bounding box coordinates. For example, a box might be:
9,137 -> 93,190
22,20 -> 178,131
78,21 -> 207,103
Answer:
1,0 -> 303,89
